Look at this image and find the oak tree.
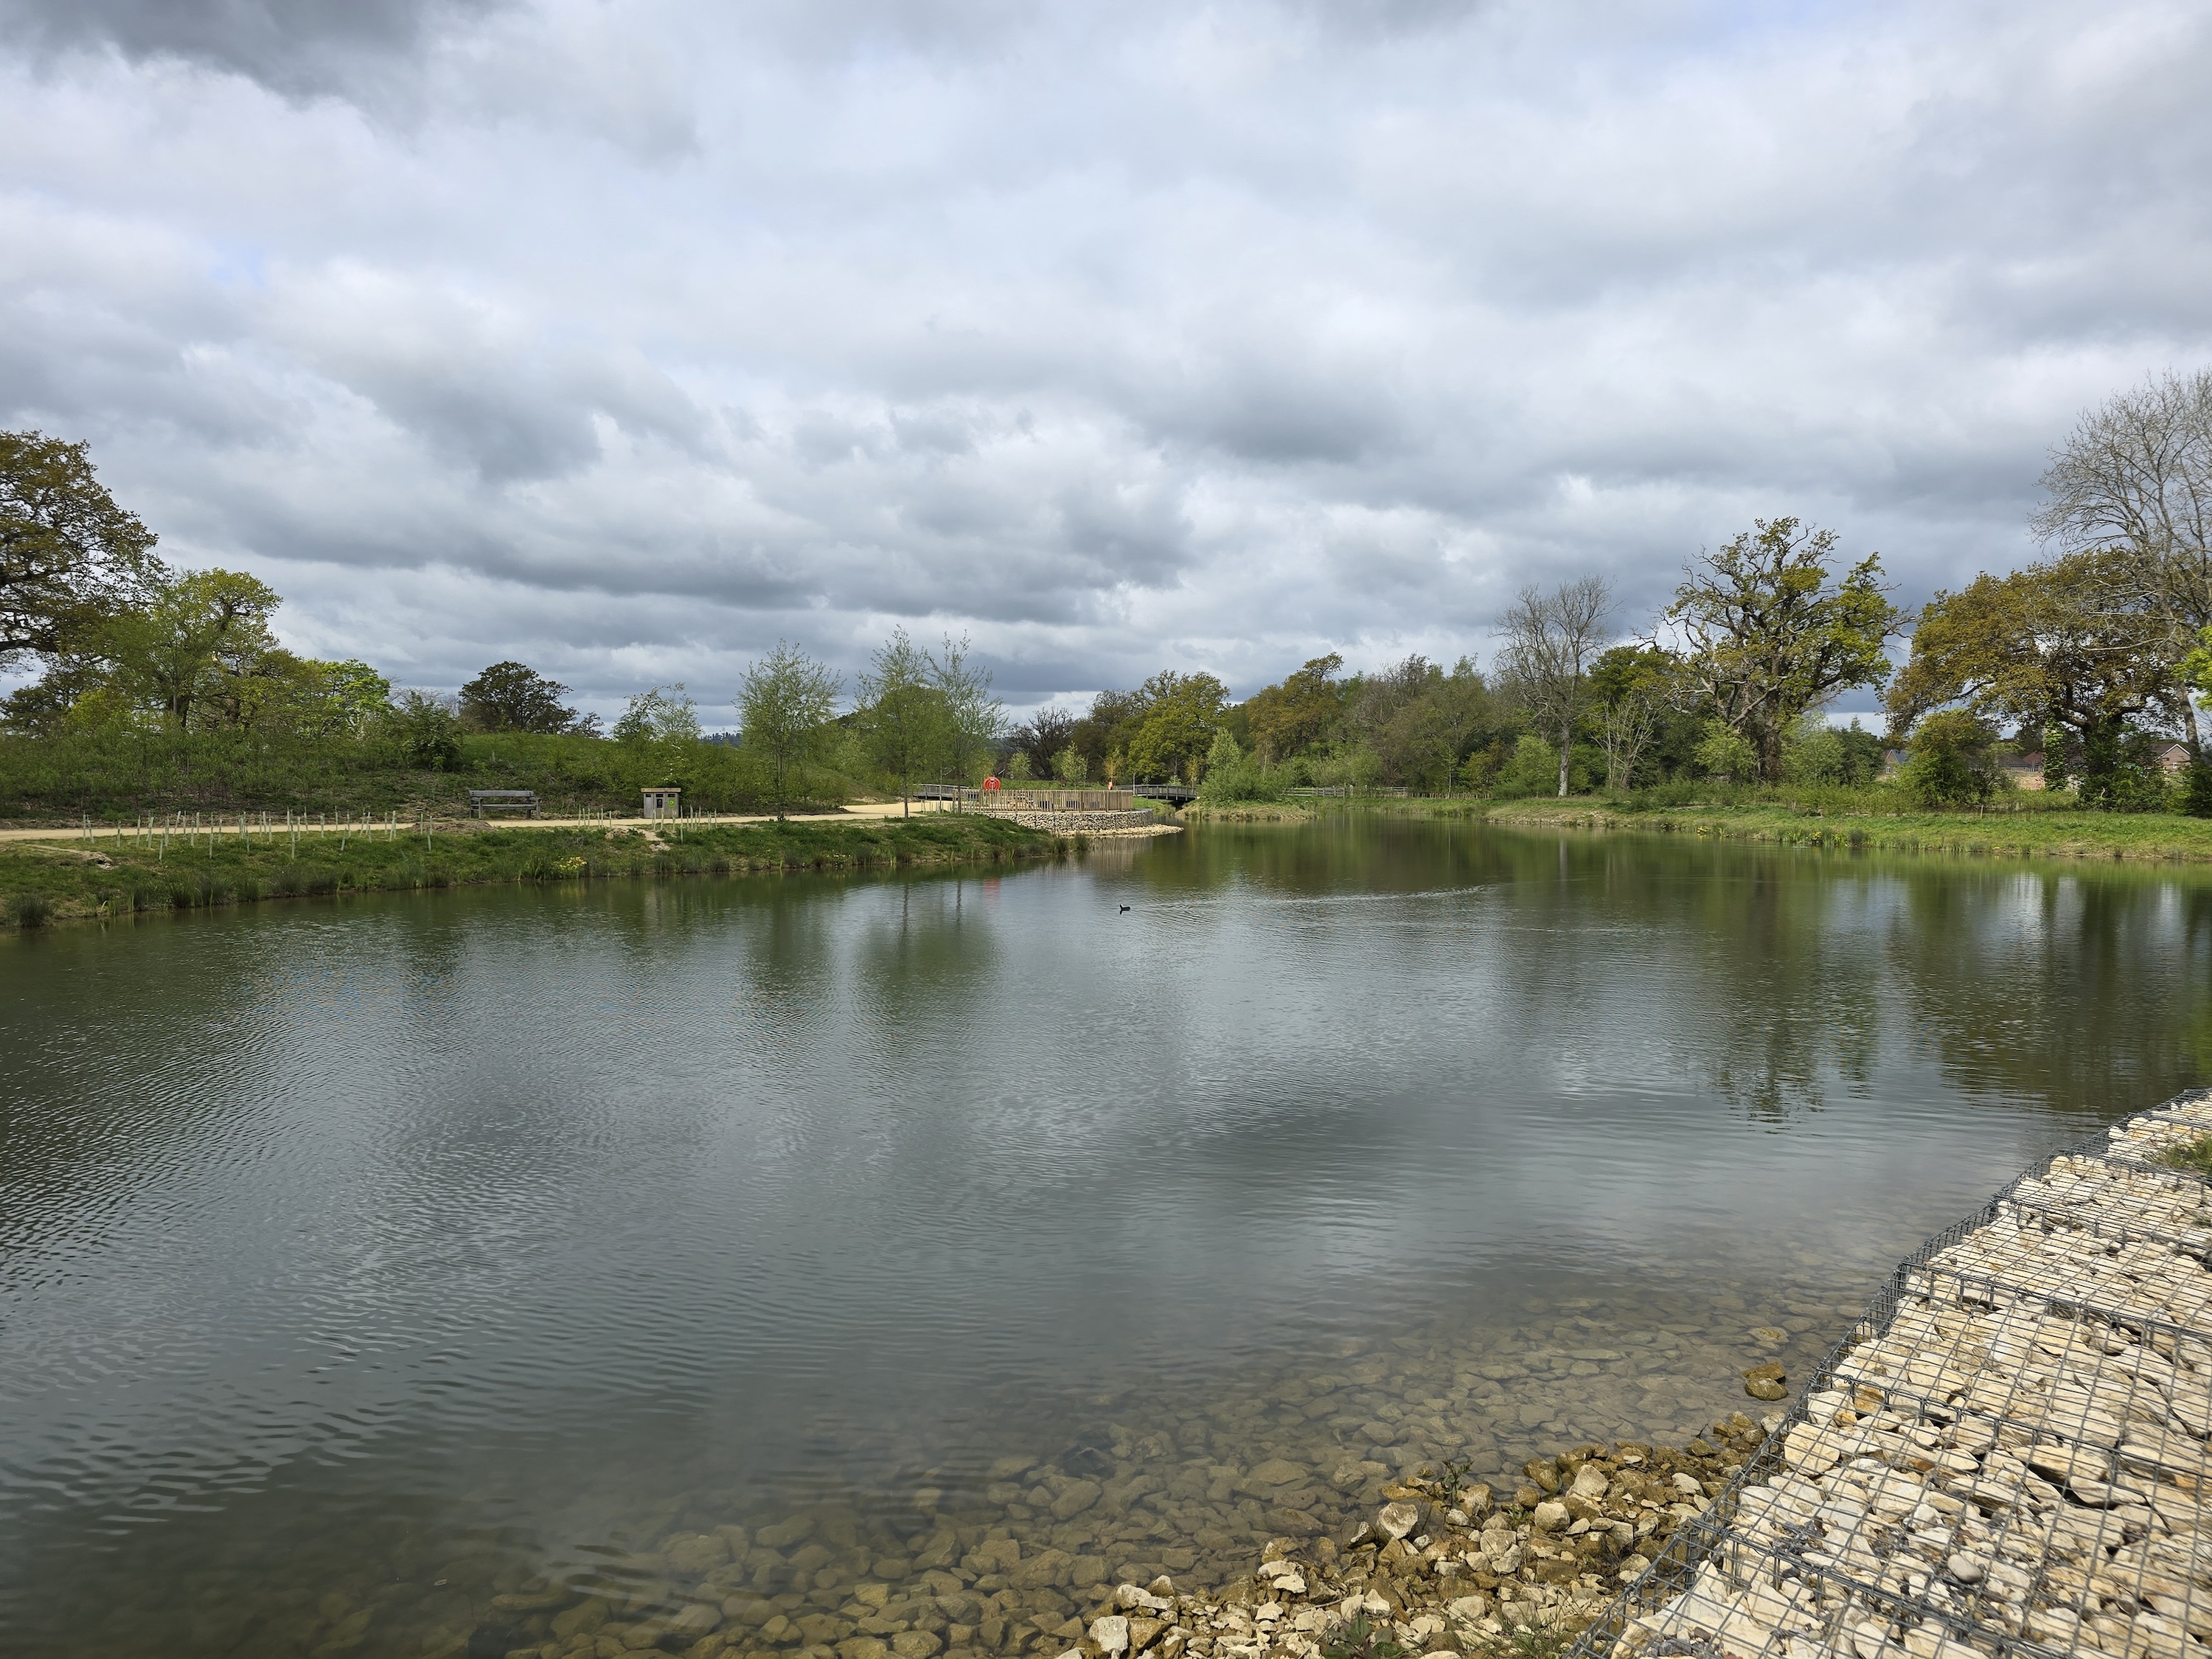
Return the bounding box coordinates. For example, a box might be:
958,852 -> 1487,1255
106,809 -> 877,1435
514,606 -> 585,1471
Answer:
459,661 -> 588,734
1663,518 -> 1900,784
1885,550 -> 2182,808
0,430 -> 167,667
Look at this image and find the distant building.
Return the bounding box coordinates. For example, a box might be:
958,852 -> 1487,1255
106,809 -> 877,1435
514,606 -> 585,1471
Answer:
2001,751 -> 2048,791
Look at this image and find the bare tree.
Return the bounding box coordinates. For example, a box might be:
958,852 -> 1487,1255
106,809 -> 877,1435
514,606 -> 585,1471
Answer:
1497,577 -> 1613,797
2032,369 -> 2212,756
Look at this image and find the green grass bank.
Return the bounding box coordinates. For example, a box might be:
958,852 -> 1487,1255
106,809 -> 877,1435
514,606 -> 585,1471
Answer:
0,813 -> 1060,928
1467,796 -> 2212,861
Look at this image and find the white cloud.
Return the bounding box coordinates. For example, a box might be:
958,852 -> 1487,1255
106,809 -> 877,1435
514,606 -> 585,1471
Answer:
2,0 -> 2210,720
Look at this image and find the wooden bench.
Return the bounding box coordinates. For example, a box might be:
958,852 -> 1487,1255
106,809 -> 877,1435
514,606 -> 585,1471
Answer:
468,790 -> 540,818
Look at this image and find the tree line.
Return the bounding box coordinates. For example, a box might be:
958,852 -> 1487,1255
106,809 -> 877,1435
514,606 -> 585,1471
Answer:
1004,369 -> 2212,814
6,369 -> 2208,818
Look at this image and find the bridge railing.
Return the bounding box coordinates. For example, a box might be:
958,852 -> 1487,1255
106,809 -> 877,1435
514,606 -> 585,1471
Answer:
910,786 -> 1147,810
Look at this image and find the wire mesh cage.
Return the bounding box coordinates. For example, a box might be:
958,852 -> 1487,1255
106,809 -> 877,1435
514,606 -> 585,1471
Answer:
1563,1091 -> 2212,1659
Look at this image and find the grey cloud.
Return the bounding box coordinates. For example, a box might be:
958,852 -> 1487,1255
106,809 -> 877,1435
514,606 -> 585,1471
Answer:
0,0 -> 508,94
3,0 -> 2212,713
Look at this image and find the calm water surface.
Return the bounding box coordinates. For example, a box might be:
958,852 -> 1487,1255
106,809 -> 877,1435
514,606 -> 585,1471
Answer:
2,819 -> 2208,1656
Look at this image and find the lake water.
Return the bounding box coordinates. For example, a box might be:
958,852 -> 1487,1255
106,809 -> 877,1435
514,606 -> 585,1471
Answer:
1,818 -> 2207,1658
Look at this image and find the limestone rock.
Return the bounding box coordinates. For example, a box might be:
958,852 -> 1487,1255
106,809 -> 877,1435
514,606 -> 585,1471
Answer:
1051,1481 -> 1102,1520
1377,1501 -> 1421,1540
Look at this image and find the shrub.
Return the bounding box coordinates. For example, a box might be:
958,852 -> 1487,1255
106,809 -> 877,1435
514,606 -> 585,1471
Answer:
2106,731 -> 2179,813
2180,757 -> 2212,817
1492,734 -> 1571,798
382,691 -> 465,771
1897,712 -> 2003,808
11,891 -> 52,928
1691,720 -> 1759,784
1197,731 -> 1290,804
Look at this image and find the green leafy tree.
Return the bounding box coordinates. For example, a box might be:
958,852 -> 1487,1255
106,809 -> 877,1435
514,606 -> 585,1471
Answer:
1052,745 -> 1086,784
1,571 -> 391,741
1069,688 -> 1146,780
386,689 -> 465,769
1588,644 -> 1679,792
0,430 -> 167,669
2175,628 -> 2212,815
309,659 -> 394,734
1888,549 -> 2182,810
737,644 -> 841,819
1666,519 -> 1902,783
253,655 -> 392,738
1781,714 -> 1884,787
460,661 -> 589,734
1897,711 -> 2003,807
2042,723 -> 2072,793
111,568 -> 287,731
614,684 -> 703,745
1197,728 -> 1290,803
1493,733 -> 1564,796
2034,370 -> 2212,760
857,627 -> 949,816
1203,728 -> 1242,779
929,633 -> 1006,790
1693,720 -> 1759,784
1125,670 -> 1229,782
1242,653 -> 1346,762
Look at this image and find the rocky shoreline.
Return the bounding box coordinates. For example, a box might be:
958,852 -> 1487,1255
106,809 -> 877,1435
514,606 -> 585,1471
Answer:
1112,1416 -> 1773,1659
429,1416 -> 1775,1659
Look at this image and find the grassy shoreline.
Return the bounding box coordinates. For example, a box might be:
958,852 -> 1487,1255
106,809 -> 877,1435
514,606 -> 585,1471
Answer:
1468,796 -> 2212,861
0,813 -> 1062,928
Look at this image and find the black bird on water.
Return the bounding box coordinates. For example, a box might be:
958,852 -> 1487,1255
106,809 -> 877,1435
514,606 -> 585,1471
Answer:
1119,904 -> 1130,913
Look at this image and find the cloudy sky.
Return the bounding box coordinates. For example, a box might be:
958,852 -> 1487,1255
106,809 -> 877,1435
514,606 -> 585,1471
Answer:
3,0 -> 2209,722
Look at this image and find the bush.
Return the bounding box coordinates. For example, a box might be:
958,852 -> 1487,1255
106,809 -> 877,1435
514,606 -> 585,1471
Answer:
1691,720 -> 1759,784
1897,712 -> 2004,808
2185,758 -> 2212,818
382,691 -> 465,771
1782,715 -> 1885,787
1197,731 -> 1291,803
11,891 -> 52,928
1492,734 -> 1565,798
